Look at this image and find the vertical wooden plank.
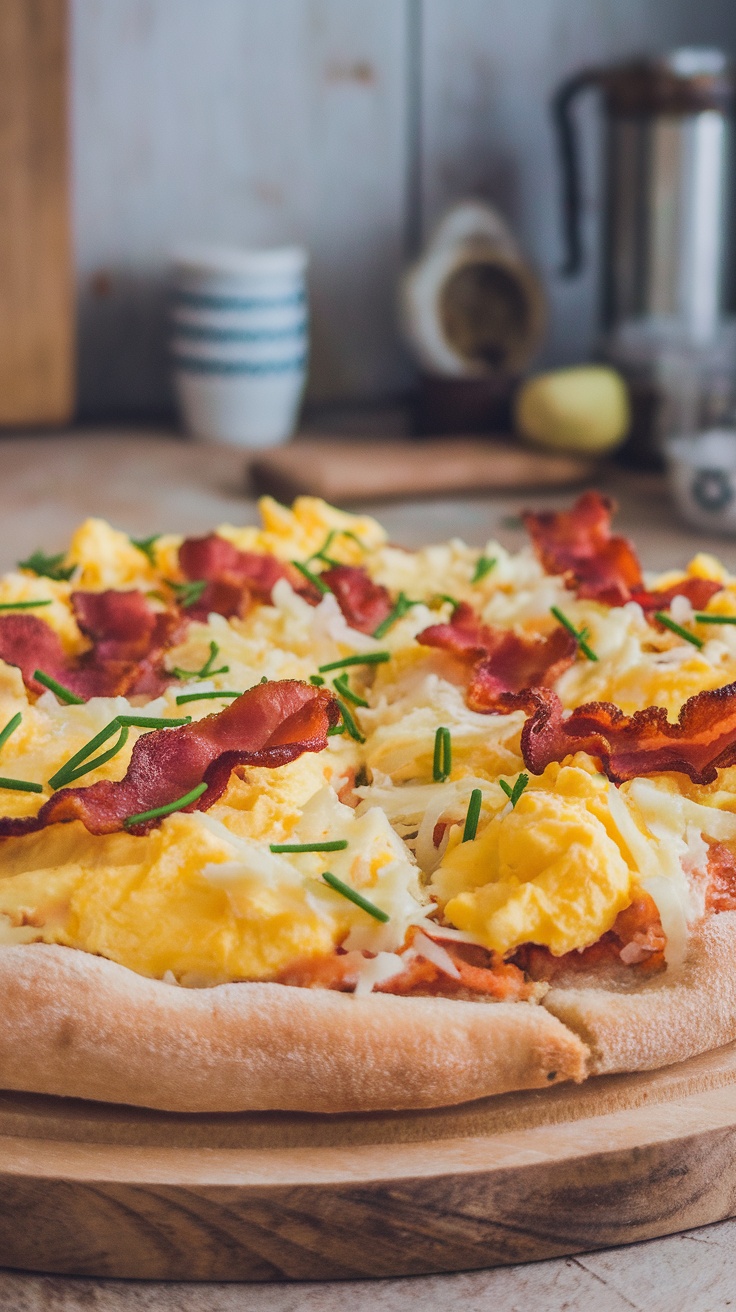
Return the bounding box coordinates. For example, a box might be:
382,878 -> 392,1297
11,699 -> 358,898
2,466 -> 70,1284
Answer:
419,0 -> 736,370
0,0 -> 74,424
71,0 -> 410,416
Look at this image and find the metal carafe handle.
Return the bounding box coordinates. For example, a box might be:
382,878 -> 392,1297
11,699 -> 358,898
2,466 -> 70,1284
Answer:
552,68 -> 608,277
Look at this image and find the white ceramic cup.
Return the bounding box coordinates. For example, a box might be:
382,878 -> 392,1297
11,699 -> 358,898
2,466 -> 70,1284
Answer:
169,245 -> 308,447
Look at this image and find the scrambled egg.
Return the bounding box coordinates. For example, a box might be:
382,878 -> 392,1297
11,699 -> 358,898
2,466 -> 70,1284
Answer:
1,494 -> 736,986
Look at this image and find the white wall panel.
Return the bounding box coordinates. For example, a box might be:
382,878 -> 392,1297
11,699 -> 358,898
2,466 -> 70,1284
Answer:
71,0 -> 410,416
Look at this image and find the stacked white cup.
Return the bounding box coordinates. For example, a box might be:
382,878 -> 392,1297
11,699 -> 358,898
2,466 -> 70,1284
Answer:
169,245 -> 309,447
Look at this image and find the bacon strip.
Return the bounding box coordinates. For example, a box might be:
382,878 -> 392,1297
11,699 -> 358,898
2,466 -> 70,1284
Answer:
524,491 -> 723,612
514,682 -> 736,785
177,535 -> 320,619
0,592 -> 181,702
514,892 -> 666,979
0,680 -> 339,838
178,534 -> 393,634
319,565 -> 392,635
417,602 -> 577,711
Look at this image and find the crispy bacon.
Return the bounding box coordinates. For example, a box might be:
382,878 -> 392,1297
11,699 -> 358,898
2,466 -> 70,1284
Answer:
0,591 -> 181,702
524,491 -> 723,612
417,602 -> 577,711
514,892 -> 666,980
706,840 -> 736,912
513,682 -> 736,785
177,534 -> 319,619
0,680 -> 339,839
319,565 -> 393,635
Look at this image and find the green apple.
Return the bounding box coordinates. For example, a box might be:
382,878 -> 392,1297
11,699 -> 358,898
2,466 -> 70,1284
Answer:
514,365 -> 630,455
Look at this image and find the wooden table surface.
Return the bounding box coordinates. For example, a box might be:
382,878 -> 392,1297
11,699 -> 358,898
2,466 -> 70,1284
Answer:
1,426 -> 735,1311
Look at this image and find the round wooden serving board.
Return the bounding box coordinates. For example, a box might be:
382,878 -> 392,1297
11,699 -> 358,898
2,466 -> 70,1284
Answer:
2,1044 -> 736,1282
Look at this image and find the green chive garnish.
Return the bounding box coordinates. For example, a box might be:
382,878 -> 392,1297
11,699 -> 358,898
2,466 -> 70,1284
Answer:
309,674 -> 325,686
551,606 -> 598,661
500,772 -> 529,808
335,697 -> 365,743
694,613 -> 736,625
169,579 -> 207,609
270,840 -> 349,853
17,550 -> 75,582
33,670 -> 85,705
175,690 -> 242,705
123,781 -> 208,830
0,599 -> 53,611
0,776 -> 43,793
430,594 -> 459,610
173,640 -> 229,681
116,714 -> 191,728
654,612 -> 703,648
318,652 -> 390,672
463,788 -> 483,842
373,593 -> 420,640
333,673 -> 369,708
0,712 -> 22,754
327,724 -> 345,736
49,724 -> 130,790
433,726 -> 451,782
321,871 -> 389,922
472,555 -> 496,583
130,534 -> 161,565
292,560 -> 330,594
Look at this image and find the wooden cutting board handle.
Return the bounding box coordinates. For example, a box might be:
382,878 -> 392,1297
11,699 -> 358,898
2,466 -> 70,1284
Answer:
0,0 -> 74,425
250,436 -> 595,503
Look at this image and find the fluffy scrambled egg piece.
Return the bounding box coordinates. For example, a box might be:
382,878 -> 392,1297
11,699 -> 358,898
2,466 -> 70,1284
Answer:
431,761 -> 636,956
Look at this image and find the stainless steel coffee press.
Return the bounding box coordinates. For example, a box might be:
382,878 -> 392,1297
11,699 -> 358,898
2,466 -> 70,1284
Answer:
554,48 -> 735,343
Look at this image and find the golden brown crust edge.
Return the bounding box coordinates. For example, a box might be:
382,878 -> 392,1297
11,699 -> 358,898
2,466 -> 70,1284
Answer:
543,911 -> 736,1076
0,943 -> 588,1113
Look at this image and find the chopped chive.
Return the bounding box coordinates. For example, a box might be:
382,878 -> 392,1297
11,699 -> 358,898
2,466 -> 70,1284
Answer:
123,781 -> 208,829
116,714 -> 192,728
50,725 -> 130,789
0,776 -> 43,793
309,674 -> 325,686
0,599 -> 53,611
430,594 -> 459,610
550,606 -> 598,661
0,712 -> 22,754
168,579 -> 207,609
175,690 -> 242,705
333,673 -> 369,708
653,611 -> 703,648
373,592 -> 421,640
463,788 -> 483,842
17,550 -> 75,582
270,840 -> 349,853
335,697 -> 365,743
695,613 -> 736,625
33,669 -> 85,705
499,772 -> 529,808
433,726 -> 451,782
327,723 -> 345,736
318,652 -> 390,672
321,870 -> 389,922
173,640 -> 229,681
291,560 -> 330,594
130,534 -> 160,565
472,555 -> 496,583
48,719 -> 126,789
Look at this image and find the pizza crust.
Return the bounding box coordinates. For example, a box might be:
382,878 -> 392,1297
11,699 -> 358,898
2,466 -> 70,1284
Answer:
0,943 -> 588,1112
543,911 -> 736,1076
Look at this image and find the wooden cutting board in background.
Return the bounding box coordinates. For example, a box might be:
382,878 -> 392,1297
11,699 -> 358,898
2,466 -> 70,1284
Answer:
0,0 -> 74,425
250,436 -> 595,503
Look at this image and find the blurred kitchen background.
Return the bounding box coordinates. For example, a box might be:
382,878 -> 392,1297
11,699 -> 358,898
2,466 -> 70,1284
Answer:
49,0 -> 736,415
5,0 -> 736,541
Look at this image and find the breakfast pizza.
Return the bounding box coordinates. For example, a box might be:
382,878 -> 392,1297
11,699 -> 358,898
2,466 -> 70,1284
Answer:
2,491 -> 736,1112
